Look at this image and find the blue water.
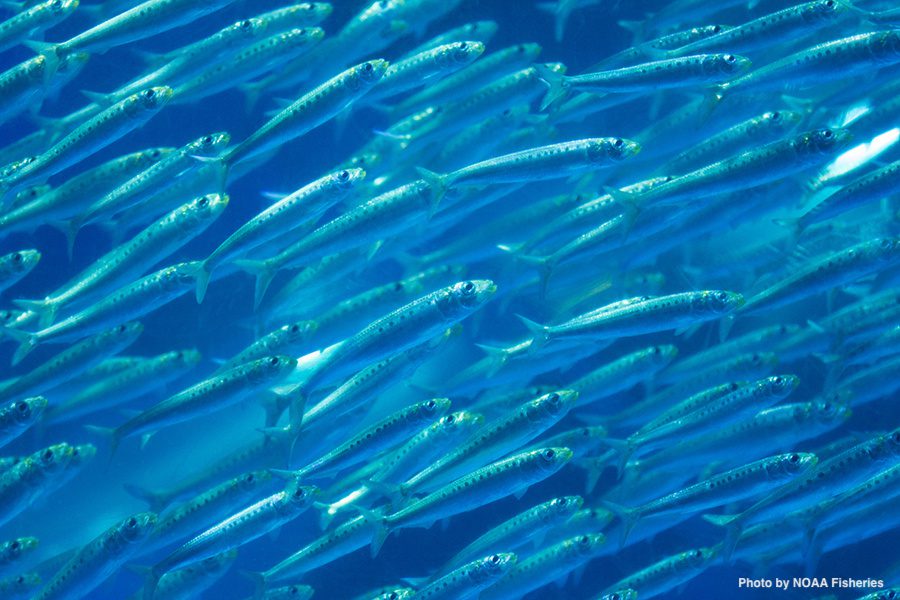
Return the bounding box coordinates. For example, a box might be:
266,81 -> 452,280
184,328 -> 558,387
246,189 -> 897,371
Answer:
0,0 -> 898,598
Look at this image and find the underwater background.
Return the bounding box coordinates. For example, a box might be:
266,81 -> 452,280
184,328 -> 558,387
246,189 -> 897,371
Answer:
0,0 -> 898,598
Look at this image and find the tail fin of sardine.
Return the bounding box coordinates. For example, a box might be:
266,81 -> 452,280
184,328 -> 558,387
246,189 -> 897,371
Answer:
534,63 -> 569,111
536,2 -> 568,43
617,19 -> 647,45
599,500 -> 639,548
2,327 -> 38,366
415,167 -> 450,204
84,424 -> 123,463
12,298 -> 55,328
702,513 -> 743,561
194,260 -> 212,304
239,570 -> 268,600
122,483 -> 169,513
141,567 -> 162,600
497,244 -> 555,294
474,343 -> 510,377
515,314 -> 552,350
24,41 -> 63,84
233,259 -> 276,310
352,504 -> 392,558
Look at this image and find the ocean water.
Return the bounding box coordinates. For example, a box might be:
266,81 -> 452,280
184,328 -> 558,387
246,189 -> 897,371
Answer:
0,0 -> 898,599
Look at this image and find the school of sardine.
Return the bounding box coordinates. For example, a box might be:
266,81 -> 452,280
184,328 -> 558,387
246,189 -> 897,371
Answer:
0,0 -> 897,598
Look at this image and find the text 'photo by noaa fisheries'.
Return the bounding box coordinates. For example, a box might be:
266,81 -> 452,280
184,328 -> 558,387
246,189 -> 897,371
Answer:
0,0 -> 898,598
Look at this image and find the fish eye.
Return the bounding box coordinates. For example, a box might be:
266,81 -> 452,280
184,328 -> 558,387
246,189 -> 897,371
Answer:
613,138 -> 625,149
201,135 -> 212,144
714,291 -> 728,302
426,399 -> 437,410
653,346 -> 661,354
723,54 -> 736,63
458,42 -> 468,50
338,170 -> 350,181
824,0 -> 834,5
546,392 -> 560,404
490,554 -> 501,563
789,453 -> 800,463
712,25 -> 722,32
773,376 -> 784,385
12,253 -> 22,263
268,357 -> 280,366
239,19 -> 252,29
443,414 -> 455,424
541,449 -> 555,460
9,540 -> 19,550
516,44 -> 526,53
126,517 -> 137,528
198,196 -> 209,208
15,402 -> 28,414
578,535 -> 590,545
363,62 -> 374,72
461,281 -> 476,294
770,111 -> 781,121
880,238 -> 894,249
693,549 -> 704,558
293,488 -> 306,499
42,449 -> 54,461
891,431 -> 900,444
290,324 -> 301,333
822,129 -> 834,139
142,89 -> 155,99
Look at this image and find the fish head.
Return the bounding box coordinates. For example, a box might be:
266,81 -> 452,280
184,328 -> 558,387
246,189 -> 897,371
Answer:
227,17 -> 267,42
348,60 -> 390,91
237,469 -> 273,493
189,132 -> 231,157
103,321 -> 144,345
803,0 -> 845,23
811,396 -> 852,425
871,30 -> 900,63
760,110 -> 802,132
124,86 -> 174,117
42,0 -> 79,15
162,262 -> 203,289
116,512 -> 157,544
767,452 -> 818,480
888,428 -> 900,457
408,398 -> 451,424
703,53 -> 751,77
542,495 -> 584,522
330,167 -> 367,191
171,348 -> 202,367
179,193 -> 229,230
437,41 -> 486,68
601,589 -> 639,600
437,280 -> 497,317
9,396 -> 47,425
648,344 -> 678,366
4,537 -> 39,559
571,532 -> 607,556
23,55 -> 46,80
796,127 -> 853,157
297,2 -> 333,21
0,309 -> 24,326
760,374 -> 800,399
34,443 -> 75,474
526,390 -> 578,422
534,446 -> 574,471
516,42 -> 543,61
71,443 -> 97,465
436,410 -> 484,435
57,51 -> 90,77
139,147 -> 174,165
343,152 -> 382,172
684,546 -> 717,567
280,320 -> 318,343
472,552 -> 517,581
870,237 -> 900,263
284,482 -> 319,509
251,355 -> 296,383
691,290 -> 745,315
0,156 -> 36,179
12,184 -> 51,207
743,351 -> 779,371
590,137 -> 641,163
3,249 -> 40,274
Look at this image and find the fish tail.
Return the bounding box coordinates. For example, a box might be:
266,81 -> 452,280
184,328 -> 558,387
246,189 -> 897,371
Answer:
239,570 -> 267,600
122,483 -> 169,513
84,424 -> 122,462
233,259 -> 275,309
617,19 -> 646,45
142,568 -> 162,600
12,298 -> 56,328
515,314 -> 551,349
772,216 -> 805,242
599,500 -> 639,548
474,343 -> 510,377
194,260 -> 212,304
702,513 -> 742,561
2,327 -> 38,366
534,63 -> 569,111
353,504 -> 391,558
415,167 -> 450,203
316,501 -> 338,530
